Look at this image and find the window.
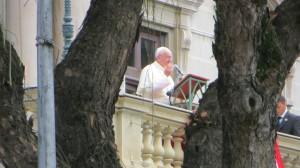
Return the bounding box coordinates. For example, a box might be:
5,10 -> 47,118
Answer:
125,28 -> 166,94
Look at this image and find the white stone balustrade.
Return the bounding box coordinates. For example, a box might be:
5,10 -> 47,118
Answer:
115,94 -> 190,168
141,122 -> 184,168
23,91 -> 300,168
153,124 -> 165,168
163,126 -> 176,168
173,128 -> 185,168
114,93 -> 300,168
278,132 -> 300,168
142,121 -> 155,168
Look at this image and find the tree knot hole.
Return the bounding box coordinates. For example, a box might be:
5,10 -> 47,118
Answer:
195,145 -> 199,153
249,97 -> 256,108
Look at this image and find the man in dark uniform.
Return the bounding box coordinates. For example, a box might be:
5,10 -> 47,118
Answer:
276,96 -> 300,137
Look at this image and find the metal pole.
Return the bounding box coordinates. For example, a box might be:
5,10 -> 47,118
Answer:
36,0 -> 56,167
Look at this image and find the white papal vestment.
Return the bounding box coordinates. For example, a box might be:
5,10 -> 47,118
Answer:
136,61 -> 174,103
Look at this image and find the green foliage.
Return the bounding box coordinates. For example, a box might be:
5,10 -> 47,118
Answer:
257,15 -> 282,81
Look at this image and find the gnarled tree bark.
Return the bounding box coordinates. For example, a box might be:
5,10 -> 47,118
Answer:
184,0 -> 300,167
0,28 -> 37,168
55,0 -> 143,167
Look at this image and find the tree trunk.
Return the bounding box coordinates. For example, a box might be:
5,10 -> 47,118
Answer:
55,0 -> 143,167
184,0 -> 300,167
0,28 -> 37,167
184,81 -> 222,168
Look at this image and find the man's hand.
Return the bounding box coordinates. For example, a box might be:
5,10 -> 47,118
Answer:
164,63 -> 173,76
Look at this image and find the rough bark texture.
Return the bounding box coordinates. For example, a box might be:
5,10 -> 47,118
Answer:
184,0 -> 300,167
184,81 -> 222,168
55,0 -> 143,167
0,28 -> 37,167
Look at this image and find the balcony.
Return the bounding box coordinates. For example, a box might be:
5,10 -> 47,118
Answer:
114,93 -> 300,168
114,93 -> 190,167
23,88 -> 300,167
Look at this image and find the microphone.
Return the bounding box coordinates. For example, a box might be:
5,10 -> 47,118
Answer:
166,89 -> 174,96
173,64 -> 184,75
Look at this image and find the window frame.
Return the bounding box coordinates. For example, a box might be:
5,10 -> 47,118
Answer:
125,28 -> 167,94
126,32 -> 165,79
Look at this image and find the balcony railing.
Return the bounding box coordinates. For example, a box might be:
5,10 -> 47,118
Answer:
23,89 -> 300,167
115,93 -> 191,167
277,132 -> 300,168
114,93 -> 300,168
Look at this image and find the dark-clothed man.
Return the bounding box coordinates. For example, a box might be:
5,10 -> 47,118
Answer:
276,96 -> 300,137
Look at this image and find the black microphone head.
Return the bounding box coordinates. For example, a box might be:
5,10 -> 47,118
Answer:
173,64 -> 184,75
166,88 -> 174,96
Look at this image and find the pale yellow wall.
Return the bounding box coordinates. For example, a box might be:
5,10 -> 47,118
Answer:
5,0 -> 37,87
53,0 -> 64,64
191,0 -> 215,35
187,0 -> 217,82
286,59 -> 300,115
142,0 -> 178,57
0,0 -> 90,87
72,0 -> 91,36
53,0 -> 90,63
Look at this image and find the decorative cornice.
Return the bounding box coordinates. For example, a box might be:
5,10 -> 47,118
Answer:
191,28 -> 214,38
156,0 -> 203,13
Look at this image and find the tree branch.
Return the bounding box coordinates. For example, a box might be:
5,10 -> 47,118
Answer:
273,0 -> 300,70
254,0 -> 300,95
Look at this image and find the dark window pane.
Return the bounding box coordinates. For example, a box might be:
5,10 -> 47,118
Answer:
141,38 -> 155,68
128,47 -> 135,66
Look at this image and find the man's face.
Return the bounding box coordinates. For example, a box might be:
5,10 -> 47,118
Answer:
276,101 -> 286,116
157,51 -> 173,67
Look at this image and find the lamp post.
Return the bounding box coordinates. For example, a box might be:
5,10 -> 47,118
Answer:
62,0 -> 73,57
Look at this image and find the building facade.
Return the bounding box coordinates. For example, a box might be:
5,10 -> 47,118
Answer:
0,0 -> 299,167
1,0 -> 299,114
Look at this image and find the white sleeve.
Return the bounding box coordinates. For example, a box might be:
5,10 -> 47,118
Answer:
136,65 -> 151,96
136,65 -> 174,96
152,76 -> 172,92
162,77 -> 174,94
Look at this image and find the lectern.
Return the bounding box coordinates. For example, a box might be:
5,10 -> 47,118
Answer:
169,74 -> 208,110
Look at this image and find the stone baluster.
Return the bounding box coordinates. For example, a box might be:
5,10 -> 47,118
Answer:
142,121 -> 154,168
153,124 -> 164,168
173,128 -> 184,168
282,153 -> 292,168
163,126 -> 175,168
290,154 -> 300,168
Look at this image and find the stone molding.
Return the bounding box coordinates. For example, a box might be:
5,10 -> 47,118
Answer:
156,0 -> 203,13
